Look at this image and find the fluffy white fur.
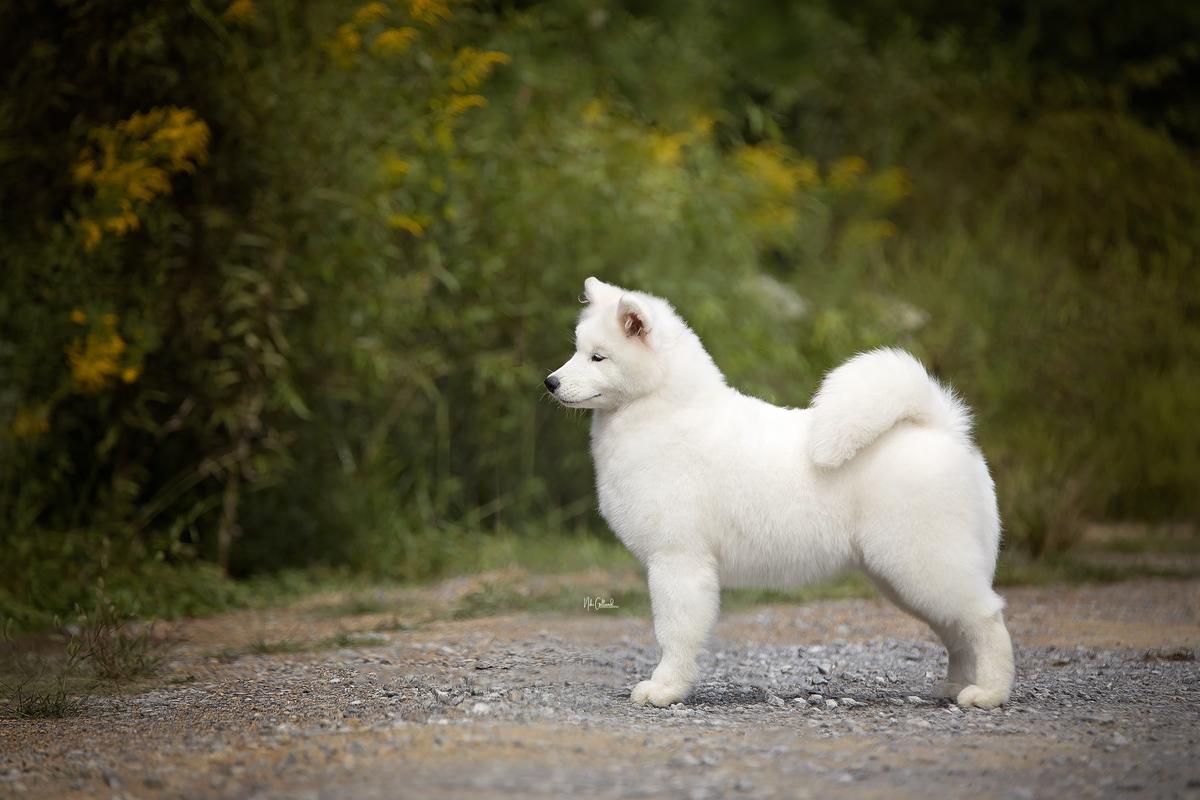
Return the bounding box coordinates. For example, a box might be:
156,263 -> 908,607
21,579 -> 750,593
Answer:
546,277 -> 1014,710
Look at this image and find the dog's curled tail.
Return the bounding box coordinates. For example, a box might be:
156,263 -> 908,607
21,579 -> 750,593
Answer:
807,347 -> 972,469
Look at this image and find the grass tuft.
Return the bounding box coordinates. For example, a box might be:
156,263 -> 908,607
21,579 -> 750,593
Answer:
84,601 -> 174,682
2,595 -> 178,717
6,683 -> 85,719
1,622 -> 88,719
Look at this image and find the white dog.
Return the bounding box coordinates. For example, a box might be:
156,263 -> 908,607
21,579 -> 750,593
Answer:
546,277 -> 1014,709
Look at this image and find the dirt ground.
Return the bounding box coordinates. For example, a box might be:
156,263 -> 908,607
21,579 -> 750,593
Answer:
2,578 -> 1199,799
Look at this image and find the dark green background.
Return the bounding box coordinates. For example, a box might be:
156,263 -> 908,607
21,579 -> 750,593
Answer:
2,0 -> 1197,626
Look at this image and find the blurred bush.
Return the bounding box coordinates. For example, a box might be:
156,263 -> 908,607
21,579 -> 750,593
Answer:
0,0 -> 1196,625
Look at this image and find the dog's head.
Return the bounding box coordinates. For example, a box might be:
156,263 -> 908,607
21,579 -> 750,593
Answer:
544,277 -> 672,411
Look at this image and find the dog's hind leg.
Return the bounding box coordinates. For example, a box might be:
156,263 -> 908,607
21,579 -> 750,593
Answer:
932,624 -> 975,699
953,610 -> 1014,709
868,576 -> 976,698
860,527 -> 1014,709
631,551 -> 720,708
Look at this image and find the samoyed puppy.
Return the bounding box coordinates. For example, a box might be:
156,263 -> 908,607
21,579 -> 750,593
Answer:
545,277 -> 1014,709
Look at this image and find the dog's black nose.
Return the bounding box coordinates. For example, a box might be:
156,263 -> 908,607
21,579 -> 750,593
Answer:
544,375 -> 560,393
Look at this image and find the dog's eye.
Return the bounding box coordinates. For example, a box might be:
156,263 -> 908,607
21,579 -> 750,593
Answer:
590,354 -> 606,362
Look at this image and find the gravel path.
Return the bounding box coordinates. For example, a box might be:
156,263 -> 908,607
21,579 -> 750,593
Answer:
2,579 -> 1199,798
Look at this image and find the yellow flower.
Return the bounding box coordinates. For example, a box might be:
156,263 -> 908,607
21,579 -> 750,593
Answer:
72,159 -> 96,184
645,132 -> 686,166
329,23 -> 362,68
382,156 -> 412,179
735,144 -> 819,195
70,308 -> 88,325
635,120 -> 712,174
371,27 -> 419,57
449,48 -> 511,92
828,155 -> 869,189
866,166 -> 912,204
114,162 -> 171,202
103,209 -> 140,235
441,94 -> 488,118
732,143 -> 823,243
66,329 -> 127,394
353,1 -> 389,25
73,108 -> 209,250
10,405 -> 51,440
388,214 -> 426,236
582,98 -> 607,124
222,0 -> 257,26
147,108 -> 211,173
408,0 -> 452,25
80,220 -> 102,252
121,366 -> 141,384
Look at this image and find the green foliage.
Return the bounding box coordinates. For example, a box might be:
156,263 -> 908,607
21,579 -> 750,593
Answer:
0,0 -> 1197,626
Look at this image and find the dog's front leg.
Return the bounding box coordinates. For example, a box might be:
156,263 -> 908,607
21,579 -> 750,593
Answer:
631,551 -> 719,707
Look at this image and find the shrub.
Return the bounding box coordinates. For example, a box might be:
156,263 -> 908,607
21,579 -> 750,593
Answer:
0,0 -> 1196,624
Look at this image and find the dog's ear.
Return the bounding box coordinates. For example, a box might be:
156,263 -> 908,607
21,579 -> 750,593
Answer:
583,276 -> 617,305
618,295 -> 651,339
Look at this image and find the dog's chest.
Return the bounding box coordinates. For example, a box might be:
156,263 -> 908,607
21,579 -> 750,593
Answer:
589,422 -> 703,553
590,434 -> 651,526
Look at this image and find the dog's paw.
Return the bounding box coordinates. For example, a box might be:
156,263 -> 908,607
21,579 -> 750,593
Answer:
631,679 -> 688,708
955,684 -> 1008,710
932,681 -> 965,699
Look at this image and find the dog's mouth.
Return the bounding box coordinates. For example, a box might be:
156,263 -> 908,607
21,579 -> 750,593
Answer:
558,393 -> 601,405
